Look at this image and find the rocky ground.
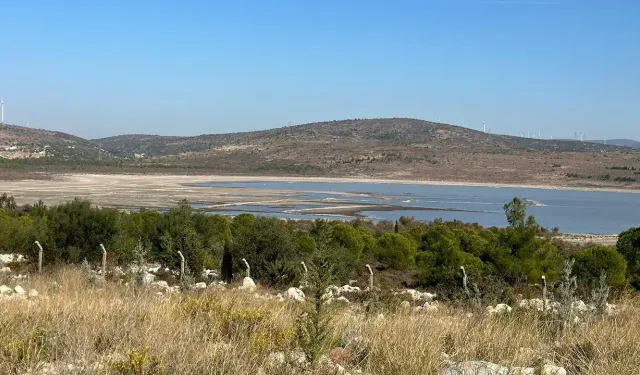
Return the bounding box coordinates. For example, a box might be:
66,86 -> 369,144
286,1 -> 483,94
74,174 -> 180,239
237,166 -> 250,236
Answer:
2,256 -> 637,374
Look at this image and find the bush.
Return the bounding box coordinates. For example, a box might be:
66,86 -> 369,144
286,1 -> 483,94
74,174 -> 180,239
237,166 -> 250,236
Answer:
573,245 -> 627,288
617,227 -> 640,289
374,233 -> 416,270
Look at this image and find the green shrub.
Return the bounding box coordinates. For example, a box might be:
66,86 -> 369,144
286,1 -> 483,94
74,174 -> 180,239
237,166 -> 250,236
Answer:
374,233 -> 416,270
617,227 -> 640,289
573,245 -> 627,288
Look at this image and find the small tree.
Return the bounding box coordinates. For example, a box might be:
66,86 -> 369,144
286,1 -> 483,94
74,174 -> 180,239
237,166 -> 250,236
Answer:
504,197 -> 526,228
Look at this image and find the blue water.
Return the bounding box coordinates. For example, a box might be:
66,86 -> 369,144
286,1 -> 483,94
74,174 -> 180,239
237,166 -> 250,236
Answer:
193,181 -> 640,234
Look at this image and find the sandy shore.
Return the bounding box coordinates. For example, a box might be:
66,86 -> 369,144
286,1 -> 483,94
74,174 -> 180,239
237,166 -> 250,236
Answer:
0,173 -> 632,242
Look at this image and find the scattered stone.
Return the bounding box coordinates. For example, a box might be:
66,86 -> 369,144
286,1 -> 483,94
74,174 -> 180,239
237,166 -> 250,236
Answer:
400,300 -> 411,309
487,303 -> 512,315
440,361 -> 533,375
336,296 -> 350,304
14,285 -> 26,296
193,282 -> 207,290
423,301 -> 439,311
240,277 -> 256,291
441,361 -> 566,375
542,363 -> 567,375
284,287 -> 305,302
0,285 -> 12,295
339,285 -> 361,294
267,352 -> 286,367
202,269 -> 220,279
0,266 -> 11,274
28,289 -> 39,298
399,289 -> 437,302
0,254 -> 25,263
150,280 -> 170,291
141,272 -> 155,284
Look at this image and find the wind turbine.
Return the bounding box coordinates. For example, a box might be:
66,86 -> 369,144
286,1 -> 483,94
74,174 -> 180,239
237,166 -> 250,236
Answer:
1,97 -> 4,125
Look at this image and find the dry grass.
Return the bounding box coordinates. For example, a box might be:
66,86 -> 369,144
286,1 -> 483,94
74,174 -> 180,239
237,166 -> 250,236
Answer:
2,267 -> 640,374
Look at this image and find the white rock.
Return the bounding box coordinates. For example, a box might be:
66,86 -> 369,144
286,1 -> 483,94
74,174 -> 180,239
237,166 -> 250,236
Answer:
28,289 -> 38,298
284,287 -> 305,302
339,285 -> 360,294
400,289 -> 437,302
267,352 -> 286,367
240,277 -> 256,291
440,361 -> 535,375
518,298 -> 545,312
541,364 -> 567,375
335,296 -> 350,304
141,272 -> 155,284
0,285 -> 11,295
202,269 -> 220,279
605,303 -> 616,316
487,304 -> 512,315
150,280 -> 169,290
14,285 -> 26,296
0,254 -> 25,263
423,301 -> 439,311
0,267 -> 11,274
573,300 -> 588,314
193,282 -> 207,290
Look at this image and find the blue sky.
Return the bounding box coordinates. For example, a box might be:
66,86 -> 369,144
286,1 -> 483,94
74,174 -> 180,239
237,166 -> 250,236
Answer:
1,1 -> 638,140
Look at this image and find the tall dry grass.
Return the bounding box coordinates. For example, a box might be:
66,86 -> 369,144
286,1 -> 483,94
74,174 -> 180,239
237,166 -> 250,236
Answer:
1,267 -> 640,374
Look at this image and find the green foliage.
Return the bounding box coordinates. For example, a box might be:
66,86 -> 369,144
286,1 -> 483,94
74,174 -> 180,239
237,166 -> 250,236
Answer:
374,233 -> 416,270
109,347 -> 165,375
504,197 -> 527,228
230,217 -> 299,285
617,227 -> 640,289
0,194 -> 634,293
573,245 -> 627,288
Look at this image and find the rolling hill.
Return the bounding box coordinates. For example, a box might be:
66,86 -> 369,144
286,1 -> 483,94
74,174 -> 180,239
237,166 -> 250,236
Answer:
92,118 -> 640,188
0,124 -> 108,161
589,139 -> 640,149
95,118 -> 630,158
1,118 -> 638,189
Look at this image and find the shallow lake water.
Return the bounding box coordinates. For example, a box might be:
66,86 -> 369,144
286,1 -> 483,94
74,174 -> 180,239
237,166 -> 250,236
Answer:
194,181 -> 640,234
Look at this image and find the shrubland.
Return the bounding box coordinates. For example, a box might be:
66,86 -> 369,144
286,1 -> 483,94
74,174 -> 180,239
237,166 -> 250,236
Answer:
2,195 -> 640,296
2,195 -> 640,374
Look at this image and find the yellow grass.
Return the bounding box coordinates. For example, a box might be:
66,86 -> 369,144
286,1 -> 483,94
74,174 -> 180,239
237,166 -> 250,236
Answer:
1,267 -> 640,374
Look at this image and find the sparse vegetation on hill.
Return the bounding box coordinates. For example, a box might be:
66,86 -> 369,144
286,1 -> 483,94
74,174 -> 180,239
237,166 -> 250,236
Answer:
2,119 -> 639,190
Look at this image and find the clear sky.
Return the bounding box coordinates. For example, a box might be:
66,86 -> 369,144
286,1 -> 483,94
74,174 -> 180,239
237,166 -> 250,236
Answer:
1,1 -> 638,140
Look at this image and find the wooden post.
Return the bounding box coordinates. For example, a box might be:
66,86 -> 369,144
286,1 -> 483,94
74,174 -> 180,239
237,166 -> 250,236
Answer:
461,266 -> 470,299
177,251 -> 185,281
366,264 -> 373,290
242,258 -> 250,278
100,244 -> 107,276
34,241 -> 43,274
542,275 -> 547,312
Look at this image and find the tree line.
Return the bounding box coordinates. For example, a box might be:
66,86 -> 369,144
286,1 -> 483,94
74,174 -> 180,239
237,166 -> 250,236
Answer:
1,195 -> 639,294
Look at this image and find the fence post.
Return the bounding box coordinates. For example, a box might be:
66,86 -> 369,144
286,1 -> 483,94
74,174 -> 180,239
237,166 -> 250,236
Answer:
242,258 -> 251,278
34,241 -> 43,274
177,251 -> 185,281
100,244 -> 107,276
366,264 -> 374,290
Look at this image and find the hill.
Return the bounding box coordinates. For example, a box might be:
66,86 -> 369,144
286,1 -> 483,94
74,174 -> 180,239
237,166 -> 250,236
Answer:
93,118 -> 639,189
589,139 -> 640,149
96,118 -> 630,158
0,124 -> 107,161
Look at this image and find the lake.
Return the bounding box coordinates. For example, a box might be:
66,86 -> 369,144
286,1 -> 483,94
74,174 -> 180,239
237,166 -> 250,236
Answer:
193,181 -> 640,234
